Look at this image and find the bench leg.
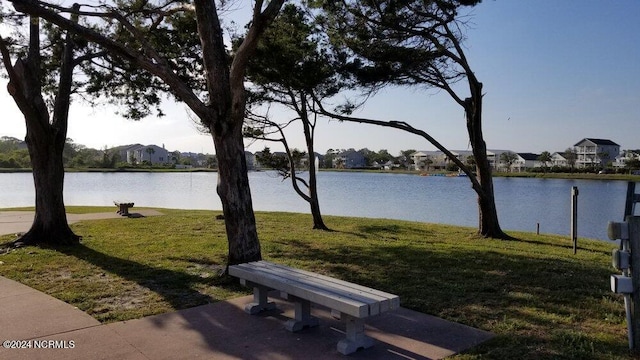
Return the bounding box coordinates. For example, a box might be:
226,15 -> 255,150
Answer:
337,314 -> 375,355
285,297 -> 319,332
243,284 -> 276,315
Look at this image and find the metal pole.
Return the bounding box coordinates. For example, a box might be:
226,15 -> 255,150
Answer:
571,186 -> 579,254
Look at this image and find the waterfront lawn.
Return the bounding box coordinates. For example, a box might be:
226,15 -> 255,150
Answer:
0,208 -> 630,359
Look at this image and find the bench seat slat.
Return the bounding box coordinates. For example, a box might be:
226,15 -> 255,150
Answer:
237,262 -> 381,315
229,261 -> 400,318
230,264 -> 372,318
254,261 -> 400,312
245,262 -> 392,315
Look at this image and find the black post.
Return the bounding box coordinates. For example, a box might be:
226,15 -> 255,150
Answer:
625,182 -> 637,219
628,216 -> 640,351
571,186 -> 579,254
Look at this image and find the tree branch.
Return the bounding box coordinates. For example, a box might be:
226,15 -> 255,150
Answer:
10,0 -> 207,118
312,95 -> 484,195
0,36 -> 21,98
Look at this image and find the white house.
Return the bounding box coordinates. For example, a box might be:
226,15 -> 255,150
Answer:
551,152 -> 569,167
125,144 -> 169,165
411,150 -> 446,171
486,150 -> 514,171
574,138 -> 620,168
513,153 -> 541,172
615,150 -> 640,169
411,149 -> 517,171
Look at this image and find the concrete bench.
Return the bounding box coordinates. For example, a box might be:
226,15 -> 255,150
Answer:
114,201 -> 134,216
228,260 -> 400,355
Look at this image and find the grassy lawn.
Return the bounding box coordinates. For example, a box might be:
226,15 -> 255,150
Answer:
0,208 -> 631,359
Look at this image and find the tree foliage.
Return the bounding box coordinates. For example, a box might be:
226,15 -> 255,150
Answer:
310,0 -> 507,238
7,0 -> 285,263
499,151 -> 518,172
563,147 -> 577,170
242,4 -> 352,231
538,151 -> 552,172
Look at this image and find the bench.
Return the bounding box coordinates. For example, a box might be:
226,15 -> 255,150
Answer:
114,201 -> 134,216
228,260 -> 400,355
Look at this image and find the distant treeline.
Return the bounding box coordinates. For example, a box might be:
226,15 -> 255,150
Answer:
0,136 -> 220,170
0,136 -> 121,169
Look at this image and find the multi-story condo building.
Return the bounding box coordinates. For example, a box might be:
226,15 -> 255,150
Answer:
573,138 -> 620,168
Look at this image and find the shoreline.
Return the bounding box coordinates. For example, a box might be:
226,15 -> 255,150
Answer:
1,167 -> 639,181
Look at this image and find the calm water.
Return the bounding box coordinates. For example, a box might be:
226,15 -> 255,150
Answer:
0,171 -> 632,241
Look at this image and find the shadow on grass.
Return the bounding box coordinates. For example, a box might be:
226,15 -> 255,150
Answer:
266,234 -> 625,359
505,235 -> 613,256
57,244 -> 233,311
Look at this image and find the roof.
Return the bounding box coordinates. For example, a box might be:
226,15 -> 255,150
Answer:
517,153 -> 539,161
574,138 -> 620,147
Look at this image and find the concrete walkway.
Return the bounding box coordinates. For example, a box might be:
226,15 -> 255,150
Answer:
0,211 -> 494,358
0,275 -> 493,359
0,209 -> 165,236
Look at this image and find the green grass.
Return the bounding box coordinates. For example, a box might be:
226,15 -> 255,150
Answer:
0,208 -> 632,359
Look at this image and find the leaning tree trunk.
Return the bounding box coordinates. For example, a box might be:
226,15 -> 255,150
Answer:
302,111 -> 329,231
464,81 -> 508,239
308,167 -> 328,230
212,118 -> 261,265
306,153 -> 329,230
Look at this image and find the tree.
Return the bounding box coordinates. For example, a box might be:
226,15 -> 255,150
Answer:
100,146 -> 118,168
371,149 -> 394,167
9,0 -> 286,264
538,151 -> 552,173
242,4 -> 350,230
323,150 -> 336,168
563,148 -> 577,171
625,158 -> 640,174
205,155 -> 217,169
400,149 -> 416,170
128,152 -> 137,165
312,0 -> 508,238
422,156 -> 433,172
0,5 -> 90,245
145,147 -> 155,165
500,152 -> 518,173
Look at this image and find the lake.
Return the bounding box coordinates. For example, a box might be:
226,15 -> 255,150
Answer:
0,171 -> 632,241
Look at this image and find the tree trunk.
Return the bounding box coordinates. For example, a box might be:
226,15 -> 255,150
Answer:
302,110 -> 329,231
308,161 -> 328,230
18,127 -> 79,246
464,82 -> 509,239
6,16 -> 79,246
212,119 -> 261,265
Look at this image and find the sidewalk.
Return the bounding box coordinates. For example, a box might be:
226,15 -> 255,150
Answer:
0,276 -> 493,360
0,209 -> 165,236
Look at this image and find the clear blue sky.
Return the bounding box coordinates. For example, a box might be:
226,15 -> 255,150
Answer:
1,0 -> 639,156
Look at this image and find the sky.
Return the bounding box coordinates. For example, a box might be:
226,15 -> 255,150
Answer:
1,0 -> 639,156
